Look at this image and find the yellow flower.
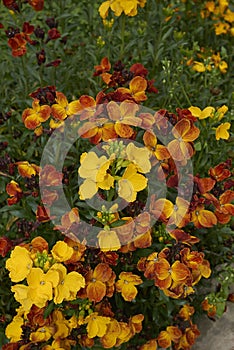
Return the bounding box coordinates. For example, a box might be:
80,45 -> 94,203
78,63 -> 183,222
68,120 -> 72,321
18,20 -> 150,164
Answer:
216,105 -> 228,120
51,263 -> 85,304
205,1 -> 215,12
85,312 -> 111,338
219,60 -> 228,73
223,9 -> 234,23
192,61 -> 206,72
52,309 -> 71,339
100,319 -> 121,348
30,326 -> 54,342
215,122 -> 231,140
126,143 -> 151,173
214,22 -> 230,35
51,241 -> 73,262
116,272 -> 142,301
97,228 -> 121,251
5,315 -> 24,342
27,267 -> 60,307
11,284 -> 33,312
118,163 -> 148,202
188,106 -> 215,119
78,152 -> 114,199
6,246 -> 33,282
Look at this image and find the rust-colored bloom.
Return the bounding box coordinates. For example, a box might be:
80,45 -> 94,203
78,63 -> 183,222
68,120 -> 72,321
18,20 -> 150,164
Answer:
39,164 -> 63,187
157,326 -> 182,348
6,180 -> 23,205
86,263 -> 114,302
191,204 -> 217,228
28,0 -> 44,11
94,57 -> 111,76
116,76 -> 147,102
167,119 -> 200,162
214,190 -> 234,224
0,236 -> 13,257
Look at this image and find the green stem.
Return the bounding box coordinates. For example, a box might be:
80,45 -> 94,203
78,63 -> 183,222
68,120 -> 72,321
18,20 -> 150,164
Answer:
119,15 -> 126,60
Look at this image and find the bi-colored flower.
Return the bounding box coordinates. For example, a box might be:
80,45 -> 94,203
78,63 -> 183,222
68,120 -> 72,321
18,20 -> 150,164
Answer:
22,99 -> 51,130
51,92 -> 81,120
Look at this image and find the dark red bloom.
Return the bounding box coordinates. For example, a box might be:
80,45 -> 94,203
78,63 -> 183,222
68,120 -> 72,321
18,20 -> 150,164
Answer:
36,49 -> 46,65
130,63 -> 148,77
45,59 -> 61,67
34,26 -> 45,39
46,28 -> 61,42
29,86 -> 57,106
45,17 -> 58,29
28,0 -> 44,11
3,0 -> 19,12
0,236 -> 13,257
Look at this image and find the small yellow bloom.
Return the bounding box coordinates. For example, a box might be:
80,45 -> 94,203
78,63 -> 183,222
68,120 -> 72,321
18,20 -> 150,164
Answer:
6,246 -> 33,282
51,263 -> 85,304
188,106 -> 215,119
85,312 -> 111,338
97,228 -> 121,251
5,315 -> 24,342
116,272 -> 142,301
30,326 -> 54,342
214,22 -> 230,35
126,143 -> 151,173
192,61 -> 206,72
219,60 -> 228,73
216,105 -> 228,120
215,122 -> 231,140
118,164 -> 148,202
51,241 -> 73,262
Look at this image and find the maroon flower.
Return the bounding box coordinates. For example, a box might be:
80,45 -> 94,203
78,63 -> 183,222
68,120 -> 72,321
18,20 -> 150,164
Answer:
0,236 -> 13,257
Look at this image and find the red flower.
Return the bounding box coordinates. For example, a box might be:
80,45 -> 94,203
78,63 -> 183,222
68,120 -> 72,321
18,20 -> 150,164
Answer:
47,28 -> 61,41
8,33 -> 27,57
0,236 -> 13,257
28,0 -> 44,11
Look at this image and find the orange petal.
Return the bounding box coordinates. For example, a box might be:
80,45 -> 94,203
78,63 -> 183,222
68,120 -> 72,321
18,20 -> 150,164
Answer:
93,263 -> 112,282
86,280 -> 106,302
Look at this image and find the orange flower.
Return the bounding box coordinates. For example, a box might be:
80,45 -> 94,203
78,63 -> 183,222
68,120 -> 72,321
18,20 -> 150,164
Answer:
140,339 -> 157,350
157,326 -> 182,348
107,100 -> 141,138
178,304 -> 195,321
94,57 -> 111,76
39,165 -> 63,187
86,263 -> 114,302
116,272 -> 142,301
167,119 -> 200,161
191,204 -> 217,228
51,92 -> 81,120
202,298 -> 217,317
22,236 -> 48,254
154,259 -> 190,290
149,196 -> 174,223
116,76 -> 148,102
8,33 -> 27,57
214,190 -> 234,224
22,99 -> 51,130
63,237 -> 86,263
6,180 -> 23,205
143,130 -> 170,161
16,161 -> 40,178
209,161 -> 231,181
78,119 -> 117,144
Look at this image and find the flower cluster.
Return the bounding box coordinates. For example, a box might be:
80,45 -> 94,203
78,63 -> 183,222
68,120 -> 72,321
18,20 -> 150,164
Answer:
2,54 -> 233,350
201,0 -> 234,35
187,49 -> 228,74
3,0 -> 44,12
